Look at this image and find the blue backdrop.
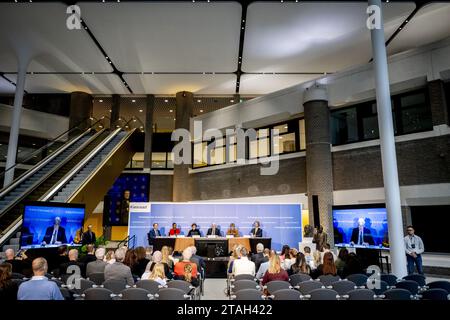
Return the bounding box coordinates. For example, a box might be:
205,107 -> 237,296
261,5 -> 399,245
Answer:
128,203 -> 302,251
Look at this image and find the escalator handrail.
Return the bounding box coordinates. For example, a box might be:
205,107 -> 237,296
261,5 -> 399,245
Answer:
0,129 -> 107,220
0,128 -> 93,199
64,128 -> 137,203
0,117 -> 106,181
40,128 -> 123,202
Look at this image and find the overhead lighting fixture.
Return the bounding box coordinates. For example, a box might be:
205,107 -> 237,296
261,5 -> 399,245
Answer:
284,126 -> 288,129
109,109 -> 112,113
32,143 -> 36,146
169,109 -> 173,113
133,119 -> 137,122
174,118 -> 176,121
164,99 -> 169,103
132,99 -> 136,103
230,99 -> 234,103
197,99 -> 202,103
99,99 -> 103,102
139,109 -> 143,112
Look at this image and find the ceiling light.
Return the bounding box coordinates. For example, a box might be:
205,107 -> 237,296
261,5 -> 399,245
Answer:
164,99 -> 169,103
174,118 -> 176,121
230,99 -> 234,103
133,119 -> 137,122
139,109 -> 143,112
109,109 -> 112,113
99,125 -> 103,128
200,109 -> 204,113
99,99 -> 103,102
32,143 -> 36,146
169,109 -> 173,113
132,99 -> 136,103
90,117 -> 94,120
197,99 -> 202,103
284,126 -> 288,129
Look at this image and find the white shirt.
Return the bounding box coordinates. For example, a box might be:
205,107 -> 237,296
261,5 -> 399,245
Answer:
281,258 -> 295,270
232,257 -> 256,276
404,235 -> 424,255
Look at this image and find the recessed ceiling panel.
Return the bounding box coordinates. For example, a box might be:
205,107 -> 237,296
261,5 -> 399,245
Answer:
0,3 -> 113,72
79,2 -> 242,72
5,74 -> 127,94
387,3 -> 450,56
124,74 -> 237,95
239,74 -> 321,95
242,2 -> 415,73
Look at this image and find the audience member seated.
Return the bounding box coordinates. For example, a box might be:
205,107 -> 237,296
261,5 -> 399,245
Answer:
335,248 -> 349,277
4,249 -> 24,275
261,254 -> 289,286
105,250 -> 116,264
233,247 -> 256,276
60,248 -> 86,278
175,263 -> 199,287
104,248 -> 134,286
312,252 -> 337,279
162,246 -> 175,270
142,263 -> 167,286
227,245 -> 242,275
124,248 -> 139,276
190,246 -> 206,276
79,244 -> 97,265
313,250 -> 322,270
0,262 -> 19,300
174,248 -> 198,279
144,251 -> 172,279
134,247 -> 150,277
282,248 -> 297,271
86,248 -> 107,277
226,223 -> 239,237
251,243 -> 268,272
17,258 -> 64,300
290,252 -> 311,275
302,246 -> 315,270
280,245 -> 290,261
256,249 -> 272,279
55,246 -> 70,268
342,252 -> 364,278
321,243 -> 337,261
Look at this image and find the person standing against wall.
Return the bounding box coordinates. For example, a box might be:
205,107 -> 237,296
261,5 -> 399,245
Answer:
404,225 -> 425,275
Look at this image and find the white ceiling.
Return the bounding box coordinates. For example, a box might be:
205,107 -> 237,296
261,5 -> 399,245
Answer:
0,3 -> 112,73
79,1 -> 242,72
124,74 -> 237,94
6,74 -> 127,94
242,1 -> 415,72
0,1 -> 449,96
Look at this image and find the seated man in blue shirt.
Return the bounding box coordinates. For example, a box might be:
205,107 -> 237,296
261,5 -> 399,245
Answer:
17,257 -> 64,300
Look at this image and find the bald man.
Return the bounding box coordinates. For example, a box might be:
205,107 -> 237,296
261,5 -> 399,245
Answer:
4,248 -> 24,274
17,258 -> 64,300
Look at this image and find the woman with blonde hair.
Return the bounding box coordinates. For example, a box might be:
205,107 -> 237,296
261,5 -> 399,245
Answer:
104,250 -> 116,264
261,253 -> 289,286
147,263 -> 167,286
161,246 -> 173,270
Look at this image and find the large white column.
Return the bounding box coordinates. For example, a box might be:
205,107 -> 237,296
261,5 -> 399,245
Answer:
368,0 -> 407,277
3,60 -> 28,187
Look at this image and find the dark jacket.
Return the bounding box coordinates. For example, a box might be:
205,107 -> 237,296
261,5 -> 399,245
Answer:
43,226 -> 67,244
251,252 -> 268,271
350,227 -> 375,245
206,228 -> 221,236
187,229 -> 201,237
250,228 -> 263,237
81,231 -> 96,245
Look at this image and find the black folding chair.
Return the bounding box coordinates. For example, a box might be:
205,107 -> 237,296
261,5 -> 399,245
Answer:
296,280 -> 324,295
234,274 -> 257,282
346,274 -> 368,287
167,280 -> 197,299
135,279 -> 162,295
157,288 -> 190,300
428,281 -> 450,294
264,280 -> 292,295
83,288 -> 114,300
271,289 -> 302,300
331,280 -> 356,295
289,273 -> 312,287
380,274 -> 398,287
120,288 -> 152,300
403,274 -> 426,287
231,279 -> 261,294
102,279 -> 128,294
319,275 -> 341,287
421,288 -> 449,301
88,272 -> 105,285
309,288 -> 339,300
395,280 -> 419,296
232,289 -> 265,300
384,288 -> 412,300
346,289 -> 375,300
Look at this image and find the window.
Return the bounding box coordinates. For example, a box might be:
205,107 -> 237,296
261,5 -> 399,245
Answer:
299,119 -> 306,150
331,107 -> 358,145
396,90 -> 432,134
151,152 -> 167,169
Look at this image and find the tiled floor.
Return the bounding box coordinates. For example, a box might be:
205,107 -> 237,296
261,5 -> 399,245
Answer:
202,278 -> 228,300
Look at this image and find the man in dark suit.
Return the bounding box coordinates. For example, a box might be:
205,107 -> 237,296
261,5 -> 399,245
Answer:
251,243 -> 268,271
59,248 -> 86,278
206,223 -> 221,236
81,225 -> 96,245
350,218 -> 375,246
190,246 -> 206,278
43,217 -> 67,245
148,223 -> 163,246
250,221 -> 263,237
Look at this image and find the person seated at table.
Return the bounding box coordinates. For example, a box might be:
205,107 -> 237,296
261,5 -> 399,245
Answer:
206,223 -> 221,236
187,223 -> 201,237
168,223 -> 180,236
226,223 -> 239,237
250,221 -> 263,237
148,223 -> 163,245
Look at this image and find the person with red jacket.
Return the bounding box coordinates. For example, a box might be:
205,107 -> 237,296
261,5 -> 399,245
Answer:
168,223 -> 180,236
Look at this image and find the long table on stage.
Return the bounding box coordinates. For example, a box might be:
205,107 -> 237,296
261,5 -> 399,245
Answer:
152,236 -> 271,254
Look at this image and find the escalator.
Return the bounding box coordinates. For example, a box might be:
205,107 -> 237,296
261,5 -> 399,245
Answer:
41,128 -> 138,216
0,126 -> 109,241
